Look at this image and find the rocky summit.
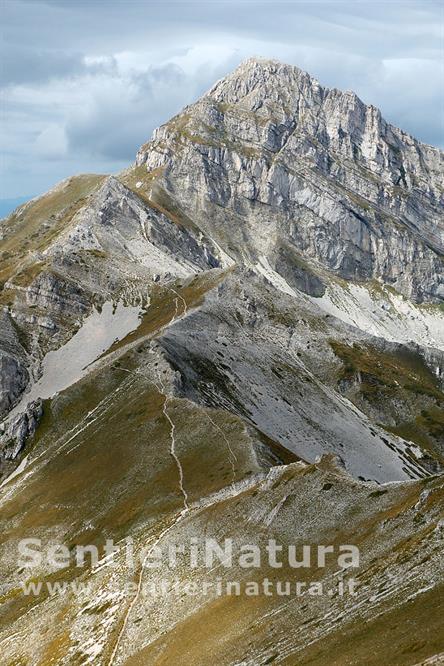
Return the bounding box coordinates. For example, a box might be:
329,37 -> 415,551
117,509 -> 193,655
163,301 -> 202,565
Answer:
0,58 -> 443,665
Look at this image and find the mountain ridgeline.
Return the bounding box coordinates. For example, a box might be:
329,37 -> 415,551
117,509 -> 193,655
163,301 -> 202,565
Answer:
137,58 -> 444,301
0,58 -> 443,665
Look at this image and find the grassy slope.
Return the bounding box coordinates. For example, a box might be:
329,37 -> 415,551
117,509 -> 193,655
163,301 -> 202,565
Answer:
330,341 -> 444,460
119,464 -> 443,666
0,281 -> 266,664
1,334 -> 442,666
0,166 -> 442,664
0,175 -> 106,287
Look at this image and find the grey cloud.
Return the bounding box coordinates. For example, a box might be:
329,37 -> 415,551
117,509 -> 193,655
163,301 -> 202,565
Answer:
11,1 -> 442,61
1,0 -> 442,199
0,45 -> 117,87
64,58 -> 241,161
0,48 -> 84,87
65,64 -> 188,162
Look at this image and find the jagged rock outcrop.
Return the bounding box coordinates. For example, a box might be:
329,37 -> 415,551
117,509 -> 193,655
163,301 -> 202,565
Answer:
136,58 -> 444,302
23,271 -> 89,314
48,176 -> 223,277
0,399 -> 42,461
0,57 -> 443,666
0,175 -> 228,431
0,311 -> 29,419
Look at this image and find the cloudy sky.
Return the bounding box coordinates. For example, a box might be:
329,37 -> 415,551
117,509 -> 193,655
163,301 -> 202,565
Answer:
1,0 -> 443,206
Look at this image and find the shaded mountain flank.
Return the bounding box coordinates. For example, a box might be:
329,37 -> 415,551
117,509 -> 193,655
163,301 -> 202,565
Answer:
0,58 -> 443,665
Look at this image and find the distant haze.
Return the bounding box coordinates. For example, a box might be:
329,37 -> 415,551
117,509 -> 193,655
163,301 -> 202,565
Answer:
1,0 -> 443,201
0,197 -> 33,219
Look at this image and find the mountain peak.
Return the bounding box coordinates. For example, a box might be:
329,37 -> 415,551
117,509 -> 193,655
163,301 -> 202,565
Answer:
136,58 -> 443,301
1,48 -> 444,666
233,55 -> 305,76
230,55 -> 307,77
206,56 -> 318,108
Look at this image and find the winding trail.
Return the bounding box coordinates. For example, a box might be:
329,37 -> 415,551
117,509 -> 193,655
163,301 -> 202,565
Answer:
155,291 -> 190,512
156,363 -> 190,513
167,286 -> 188,317
108,289 -> 191,665
106,512 -> 185,666
163,396 -> 190,510
106,467 -> 274,665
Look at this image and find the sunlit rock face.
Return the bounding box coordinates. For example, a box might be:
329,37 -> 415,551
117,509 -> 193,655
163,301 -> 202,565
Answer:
137,58 -> 444,303
0,58 -> 443,666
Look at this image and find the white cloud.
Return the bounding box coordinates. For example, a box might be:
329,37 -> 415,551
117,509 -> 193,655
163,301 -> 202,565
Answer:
1,0 -> 442,198
34,124 -> 68,159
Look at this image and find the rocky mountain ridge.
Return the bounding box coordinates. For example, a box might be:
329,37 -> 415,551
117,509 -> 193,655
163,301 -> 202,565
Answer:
0,57 -> 443,665
137,58 -> 444,301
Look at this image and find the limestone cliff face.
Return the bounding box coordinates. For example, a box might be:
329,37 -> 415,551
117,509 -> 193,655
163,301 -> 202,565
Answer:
0,312 -> 29,419
136,58 -> 444,302
1,59 -> 444,665
1,57 -> 443,470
